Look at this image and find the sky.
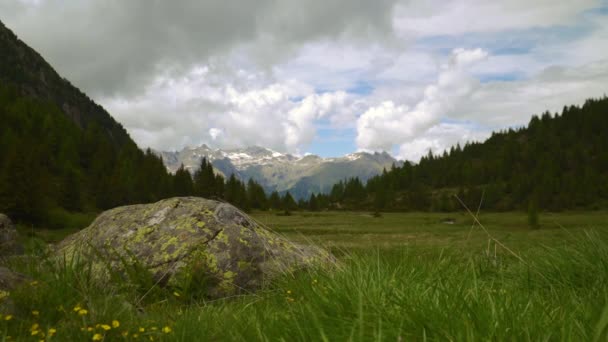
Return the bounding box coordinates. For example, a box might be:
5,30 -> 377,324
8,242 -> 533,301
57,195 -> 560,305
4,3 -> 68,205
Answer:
2,0 -> 608,161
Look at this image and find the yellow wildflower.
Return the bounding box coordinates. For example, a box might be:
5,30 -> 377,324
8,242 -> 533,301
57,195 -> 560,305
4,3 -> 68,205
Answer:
32,310 -> 40,316
78,309 -> 88,316
162,326 -> 172,334
31,330 -> 40,336
286,290 -> 292,294
92,333 -> 103,341
100,324 -> 111,331
112,320 -> 120,328
31,323 -> 40,331
4,315 -> 13,321
139,327 -> 145,333
73,305 -> 81,312
48,328 -> 57,337
87,327 -> 94,332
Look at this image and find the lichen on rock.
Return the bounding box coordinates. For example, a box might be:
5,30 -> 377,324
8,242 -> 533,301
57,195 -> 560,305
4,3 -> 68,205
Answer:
55,197 -> 333,298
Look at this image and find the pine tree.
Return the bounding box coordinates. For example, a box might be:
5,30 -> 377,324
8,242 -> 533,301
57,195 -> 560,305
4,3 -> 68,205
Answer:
282,192 -> 297,215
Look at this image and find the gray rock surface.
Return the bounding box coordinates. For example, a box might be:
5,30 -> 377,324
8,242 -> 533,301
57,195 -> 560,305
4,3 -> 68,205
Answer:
56,197 -> 333,298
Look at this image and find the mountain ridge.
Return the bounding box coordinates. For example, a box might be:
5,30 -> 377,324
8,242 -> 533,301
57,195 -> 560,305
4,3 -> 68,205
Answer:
158,145 -> 400,199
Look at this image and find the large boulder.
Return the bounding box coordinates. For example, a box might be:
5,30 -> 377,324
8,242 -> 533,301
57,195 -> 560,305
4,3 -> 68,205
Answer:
0,214 -> 23,257
56,197 -> 332,298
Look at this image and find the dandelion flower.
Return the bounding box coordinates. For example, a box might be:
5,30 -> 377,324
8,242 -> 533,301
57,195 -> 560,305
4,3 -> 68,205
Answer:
92,333 -> 103,341
73,305 -> 82,312
31,330 -> 40,336
112,320 -> 120,328
162,326 -> 172,333
100,324 -> 111,331
139,327 -> 145,333
31,323 -> 40,331
48,328 -> 57,337
78,309 -> 88,316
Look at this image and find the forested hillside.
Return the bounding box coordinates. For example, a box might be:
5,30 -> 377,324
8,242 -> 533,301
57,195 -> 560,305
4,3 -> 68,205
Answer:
314,98 -> 608,212
0,21 -> 269,227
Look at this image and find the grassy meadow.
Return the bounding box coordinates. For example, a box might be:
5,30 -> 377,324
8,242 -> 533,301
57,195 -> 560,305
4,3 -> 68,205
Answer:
3,210 -> 608,341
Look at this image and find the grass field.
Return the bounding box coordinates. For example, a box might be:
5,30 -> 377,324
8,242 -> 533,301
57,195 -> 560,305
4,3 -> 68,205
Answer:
256,210 -> 608,251
3,211 -> 608,341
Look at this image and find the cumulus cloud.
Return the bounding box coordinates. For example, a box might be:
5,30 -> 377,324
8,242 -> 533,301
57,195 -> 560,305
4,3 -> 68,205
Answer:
397,122 -> 490,161
453,59 -> 608,128
2,0 -> 399,98
103,66 -> 359,152
356,48 -> 488,153
393,0 -> 600,36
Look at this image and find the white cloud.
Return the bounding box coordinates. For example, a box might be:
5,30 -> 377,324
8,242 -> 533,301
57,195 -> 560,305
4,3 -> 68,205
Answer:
454,59 -> 608,128
397,122 -> 490,161
393,0 -> 600,37
2,0 -> 399,97
209,128 -> 222,140
356,48 -> 488,153
103,66 -> 358,153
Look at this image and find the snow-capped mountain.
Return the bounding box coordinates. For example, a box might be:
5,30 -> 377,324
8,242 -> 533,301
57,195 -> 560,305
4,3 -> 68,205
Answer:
158,145 -> 400,199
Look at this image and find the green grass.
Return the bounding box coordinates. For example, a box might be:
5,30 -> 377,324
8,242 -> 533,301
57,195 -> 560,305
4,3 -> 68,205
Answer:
2,211 -> 608,341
